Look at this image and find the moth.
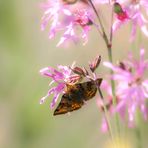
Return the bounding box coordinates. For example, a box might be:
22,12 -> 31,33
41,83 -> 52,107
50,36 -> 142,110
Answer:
54,78 -> 102,115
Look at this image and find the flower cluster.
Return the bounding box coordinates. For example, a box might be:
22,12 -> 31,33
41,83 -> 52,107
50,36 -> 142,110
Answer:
40,55 -> 104,113
41,0 -> 148,45
112,0 -> 148,41
40,65 -> 73,108
41,0 -> 96,46
104,48 -> 148,126
39,0 -> 148,139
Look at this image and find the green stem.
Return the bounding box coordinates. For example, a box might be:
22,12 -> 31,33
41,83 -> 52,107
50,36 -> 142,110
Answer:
107,47 -> 120,137
109,5 -> 114,44
97,86 -> 114,140
88,0 -> 109,46
135,127 -> 142,148
89,0 -> 120,136
88,0 -> 105,34
107,48 -> 116,105
107,3 -> 121,136
108,29 -> 121,136
135,110 -> 142,148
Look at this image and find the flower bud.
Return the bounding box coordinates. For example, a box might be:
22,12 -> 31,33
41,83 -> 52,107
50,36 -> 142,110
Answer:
89,55 -> 101,72
114,2 -> 123,14
82,67 -> 89,76
114,2 -> 128,21
71,66 -> 86,76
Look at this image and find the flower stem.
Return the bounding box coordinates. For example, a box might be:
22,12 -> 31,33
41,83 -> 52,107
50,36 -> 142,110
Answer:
89,0 -> 120,136
107,8 -> 120,133
107,47 -> 120,137
135,127 -> 142,148
89,0 -> 120,135
97,86 -> 114,140
135,110 -> 142,148
88,0 -> 105,34
88,0 -> 109,46
109,3 -> 114,44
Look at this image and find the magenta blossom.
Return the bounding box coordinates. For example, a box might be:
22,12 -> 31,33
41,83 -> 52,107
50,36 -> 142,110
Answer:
41,0 -> 72,39
41,0 -> 94,46
104,48 -> 148,126
96,0 -> 148,41
40,65 -> 73,109
112,0 -> 148,41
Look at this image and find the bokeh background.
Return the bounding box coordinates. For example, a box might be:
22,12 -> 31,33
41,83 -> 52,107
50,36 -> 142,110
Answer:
0,0 -> 148,148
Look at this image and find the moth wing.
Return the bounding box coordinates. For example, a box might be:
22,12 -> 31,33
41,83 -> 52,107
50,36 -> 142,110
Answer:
53,94 -> 84,116
80,81 -> 97,101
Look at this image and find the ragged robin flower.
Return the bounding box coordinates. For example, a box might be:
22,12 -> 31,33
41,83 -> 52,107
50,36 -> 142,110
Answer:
96,0 -> 148,41
112,0 -> 148,41
104,48 -> 148,126
41,0 -> 94,46
39,64 -> 81,109
40,55 -> 102,110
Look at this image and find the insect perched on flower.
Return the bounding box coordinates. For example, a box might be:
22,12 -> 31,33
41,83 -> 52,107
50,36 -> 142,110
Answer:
40,56 -> 102,115
54,78 -> 102,115
54,55 -> 102,115
104,48 -> 148,126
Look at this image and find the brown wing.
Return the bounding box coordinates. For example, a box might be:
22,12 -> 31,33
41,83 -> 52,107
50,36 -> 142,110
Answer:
53,94 -> 84,116
83,78 -> 102,101
53,79 -> 102,115
81,81 -> 97,101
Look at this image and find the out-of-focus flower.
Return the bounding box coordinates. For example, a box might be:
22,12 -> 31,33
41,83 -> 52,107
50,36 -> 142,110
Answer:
57,8 -> 93,46
41,0 -> 72,38
113,2 -> 129,21
100,117 -> 109,133
104,48 -> 148,126
40,65 -> 73,109
41,0 -> 94,46
112,0 -> 148,41
96,0 -> 148,40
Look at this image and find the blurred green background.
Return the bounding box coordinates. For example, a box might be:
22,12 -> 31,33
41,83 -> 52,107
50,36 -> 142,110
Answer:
0,0 -> 148,148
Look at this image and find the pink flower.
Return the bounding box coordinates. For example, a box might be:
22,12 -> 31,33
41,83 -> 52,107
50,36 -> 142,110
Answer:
41,0 -> 72,38
101,117 -> 109,133
113,2 -> 129,21
41,0 -> 94,46
104,48 -> 148,126
112,0 -> 148,41
40,55 -> 102,110
40,65 -> 72,109
96,0 -> 148,40
57,9 -> 93,46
